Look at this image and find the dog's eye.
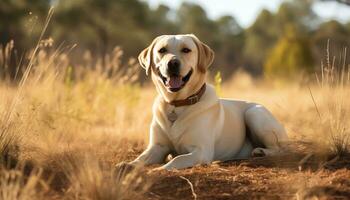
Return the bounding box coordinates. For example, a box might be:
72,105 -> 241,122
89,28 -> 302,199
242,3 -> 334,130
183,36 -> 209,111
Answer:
181,48 -> 191,53
158,47 -> 167,54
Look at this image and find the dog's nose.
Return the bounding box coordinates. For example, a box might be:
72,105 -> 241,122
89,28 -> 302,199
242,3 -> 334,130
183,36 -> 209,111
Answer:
167,59 -> 180,75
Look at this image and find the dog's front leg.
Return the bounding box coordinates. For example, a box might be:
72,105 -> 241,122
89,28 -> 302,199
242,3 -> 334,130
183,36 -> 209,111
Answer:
158,148 -> 211,170
130,144 -> 169,166
116,121 -> 170,173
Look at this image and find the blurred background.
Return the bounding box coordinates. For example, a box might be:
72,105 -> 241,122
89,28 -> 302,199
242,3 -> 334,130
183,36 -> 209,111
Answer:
1,0 -> 349,80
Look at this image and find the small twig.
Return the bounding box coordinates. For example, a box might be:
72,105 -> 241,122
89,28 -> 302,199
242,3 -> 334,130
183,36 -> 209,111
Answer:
217,167 -> 230,172
180,176 -> 197,200
308,85 -> 322,121
149,192 -> 161,198
298,153 -> 313,171
320,155 -> 339,169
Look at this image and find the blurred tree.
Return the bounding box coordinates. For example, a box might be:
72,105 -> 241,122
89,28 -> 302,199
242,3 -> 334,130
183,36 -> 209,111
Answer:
216,15 -> 242,36
214,15 -> 244,78
312,20 -> 350,69
243,0 -> 318,75
146,4 -> 178,36
275,0 -> 319,33
0,0 -> 49,48
0,0 -> 49,78
52,0 -> 151,59
264,25 -> 314,78
0,0 -> 348,81
177,2 -> 218,45
243,9 -> 278,75
176,3 -> 245,78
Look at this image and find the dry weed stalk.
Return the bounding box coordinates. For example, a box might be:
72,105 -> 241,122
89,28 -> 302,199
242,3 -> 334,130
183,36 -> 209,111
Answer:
312,40 -> 350,156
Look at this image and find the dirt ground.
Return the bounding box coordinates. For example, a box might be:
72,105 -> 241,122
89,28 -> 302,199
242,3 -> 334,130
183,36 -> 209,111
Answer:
121,142 -> 350,200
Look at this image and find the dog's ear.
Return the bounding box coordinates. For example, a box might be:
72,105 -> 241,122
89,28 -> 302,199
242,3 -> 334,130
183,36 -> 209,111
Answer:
138,36 -> 162,75
190,34 -> 215,73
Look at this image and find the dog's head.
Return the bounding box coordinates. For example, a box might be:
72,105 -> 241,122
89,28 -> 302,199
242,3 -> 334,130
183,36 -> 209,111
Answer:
138,34 -> 214,101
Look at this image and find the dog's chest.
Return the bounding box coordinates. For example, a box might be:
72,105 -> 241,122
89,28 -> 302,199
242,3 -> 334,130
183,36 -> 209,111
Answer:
162,105 -> 190,144
165,105 -> 186,123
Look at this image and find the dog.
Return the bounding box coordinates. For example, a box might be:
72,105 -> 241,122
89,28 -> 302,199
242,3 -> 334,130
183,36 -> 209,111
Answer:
121,34 -> 288,170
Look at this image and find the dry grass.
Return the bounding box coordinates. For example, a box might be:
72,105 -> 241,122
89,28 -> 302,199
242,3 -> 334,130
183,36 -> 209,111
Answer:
0,37 -> 151,199
0,168 -> 47,200
0,24 -> 349,200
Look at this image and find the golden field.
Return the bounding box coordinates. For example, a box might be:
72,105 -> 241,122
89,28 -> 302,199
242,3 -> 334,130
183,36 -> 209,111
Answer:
0,38 -> 349,200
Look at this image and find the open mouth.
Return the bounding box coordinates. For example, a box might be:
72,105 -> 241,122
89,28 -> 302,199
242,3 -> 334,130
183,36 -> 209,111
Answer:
157,68 -> 193,92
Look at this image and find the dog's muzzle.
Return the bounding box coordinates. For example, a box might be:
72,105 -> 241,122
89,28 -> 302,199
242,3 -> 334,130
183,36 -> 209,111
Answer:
157,67 -> 193,93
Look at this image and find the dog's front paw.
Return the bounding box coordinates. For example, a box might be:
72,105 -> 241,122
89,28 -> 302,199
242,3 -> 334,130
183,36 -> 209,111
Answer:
115,161 -> 137,173
114,161 -> 136,180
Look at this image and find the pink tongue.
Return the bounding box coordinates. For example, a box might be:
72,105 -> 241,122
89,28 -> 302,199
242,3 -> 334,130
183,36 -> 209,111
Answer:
168,76 -> 183,88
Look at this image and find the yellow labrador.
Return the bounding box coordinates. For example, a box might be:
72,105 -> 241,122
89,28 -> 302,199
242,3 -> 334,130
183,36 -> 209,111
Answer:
129,34 -> 288,170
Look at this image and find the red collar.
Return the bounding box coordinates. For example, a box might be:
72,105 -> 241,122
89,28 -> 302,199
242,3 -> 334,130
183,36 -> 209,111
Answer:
167,84 -> 206,107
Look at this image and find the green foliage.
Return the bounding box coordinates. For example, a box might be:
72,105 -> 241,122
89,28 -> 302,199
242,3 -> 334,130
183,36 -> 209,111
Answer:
214,16 -> 244,78
216,16 -> 242,35
214,71 -> 222,95
65,65 -> 73,88
244,0 -> 318,75
275,0 -> 318,33
244,9 -> 278,73
177,2 -> 217,41
52,0 -> 151,57
264,26 -> 314,78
